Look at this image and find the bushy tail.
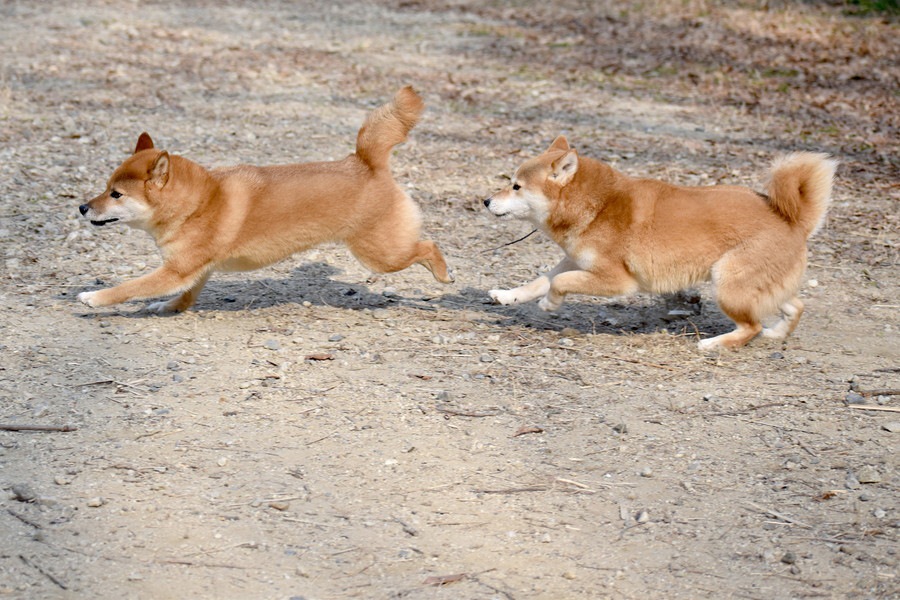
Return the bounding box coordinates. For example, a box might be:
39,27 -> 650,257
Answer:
766,152 -> 837,237
355,86 -> 424,171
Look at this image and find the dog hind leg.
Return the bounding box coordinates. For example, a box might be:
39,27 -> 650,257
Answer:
349,233 -> 453,284
761,297 -> 804,340
698,321 -> 763,350
146,271 -> 212,313
410,240 -> 454,283
347,191 -> 453,283
702,260 -> 766,349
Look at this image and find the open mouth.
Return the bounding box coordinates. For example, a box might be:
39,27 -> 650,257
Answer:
90,218 -> 119,226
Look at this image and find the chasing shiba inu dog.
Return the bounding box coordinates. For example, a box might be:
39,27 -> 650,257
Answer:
77,86 -> 453,313
484,136 -> 836,350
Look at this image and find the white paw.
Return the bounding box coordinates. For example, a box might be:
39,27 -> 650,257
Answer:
78,291 -> 99,307
146,299 -> 177,314
489,289 -> 519,305
697,337 -> 720,351
538,296 -> 560,312
761,325 -> 788,340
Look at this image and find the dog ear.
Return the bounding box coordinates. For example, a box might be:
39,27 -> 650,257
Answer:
148,151 -> 169,189
134,132 -> 155,153
550,150 -> 578,186
548,135 -> 570,152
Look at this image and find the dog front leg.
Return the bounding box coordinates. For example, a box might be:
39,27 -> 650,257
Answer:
78,266 -> 204,309
489,256 -> 578,305
539,267 -> 638,312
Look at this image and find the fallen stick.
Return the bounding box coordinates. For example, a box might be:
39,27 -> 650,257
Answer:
473,486 -> 549,494
745,502 -> 812,529
19,555 -> 67,590
858,388 -> 900,397
8,509 -> 42,529
158,559 -> 251,570
0,424 -> 76,432
594,353 -> 679,372
436,406 -> 501,418
847,404 -> 900,413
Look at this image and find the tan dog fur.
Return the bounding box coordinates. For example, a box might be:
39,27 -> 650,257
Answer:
484,136 -> 836,350
78,86 -> 452,313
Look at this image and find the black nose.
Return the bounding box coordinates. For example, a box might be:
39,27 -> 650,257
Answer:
79,204 -> 89,216
483,198 -> 491,207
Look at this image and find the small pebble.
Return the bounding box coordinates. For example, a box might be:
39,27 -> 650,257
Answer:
857,465 -> 882,484
166,361 -> 180,371
640,467 -> 653,478
635,510 -> 650,524
87,497 -> 105,508
264,339 -> 281,351
269,501 -> 290,511
562,570 -> 576,580
781,551 -> 797,565
612,423 -> 628,434
479,354 -> 494,363
558,338 -> 574,347
882,422 -> 900,433
844,392 -> 867,405
11,484 -> 37,503
328,334 -> 344,342
873,508 -> 886,519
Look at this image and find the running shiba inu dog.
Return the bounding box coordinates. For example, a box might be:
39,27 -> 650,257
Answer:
484,136 -> 836,350
77,86 -> 453,313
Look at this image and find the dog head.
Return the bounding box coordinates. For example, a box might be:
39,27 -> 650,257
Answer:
78,133 -> 170,230
483,135 -> 579,225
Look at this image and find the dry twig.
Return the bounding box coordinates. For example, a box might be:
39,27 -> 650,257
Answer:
0,423 -> 76,432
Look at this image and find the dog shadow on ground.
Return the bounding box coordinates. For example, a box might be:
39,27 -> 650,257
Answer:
74,262 -> 728,339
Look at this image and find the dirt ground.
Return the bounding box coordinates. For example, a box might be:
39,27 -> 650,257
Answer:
1,1 -> 897,598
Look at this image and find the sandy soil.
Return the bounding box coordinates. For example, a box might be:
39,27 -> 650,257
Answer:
0,1 -> 897,598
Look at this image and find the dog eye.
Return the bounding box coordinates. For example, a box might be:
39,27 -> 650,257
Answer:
512,183 -> 521,191
110,190 -> 122,199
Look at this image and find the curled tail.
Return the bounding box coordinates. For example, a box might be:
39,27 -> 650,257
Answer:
355,86 -> 425,171
766,152 -> 837,237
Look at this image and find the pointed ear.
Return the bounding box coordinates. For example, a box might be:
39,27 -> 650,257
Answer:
548,135 -> 570,152
135,132 -> 155,153
149,151 -> 169,189
550,150 -> 578,186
